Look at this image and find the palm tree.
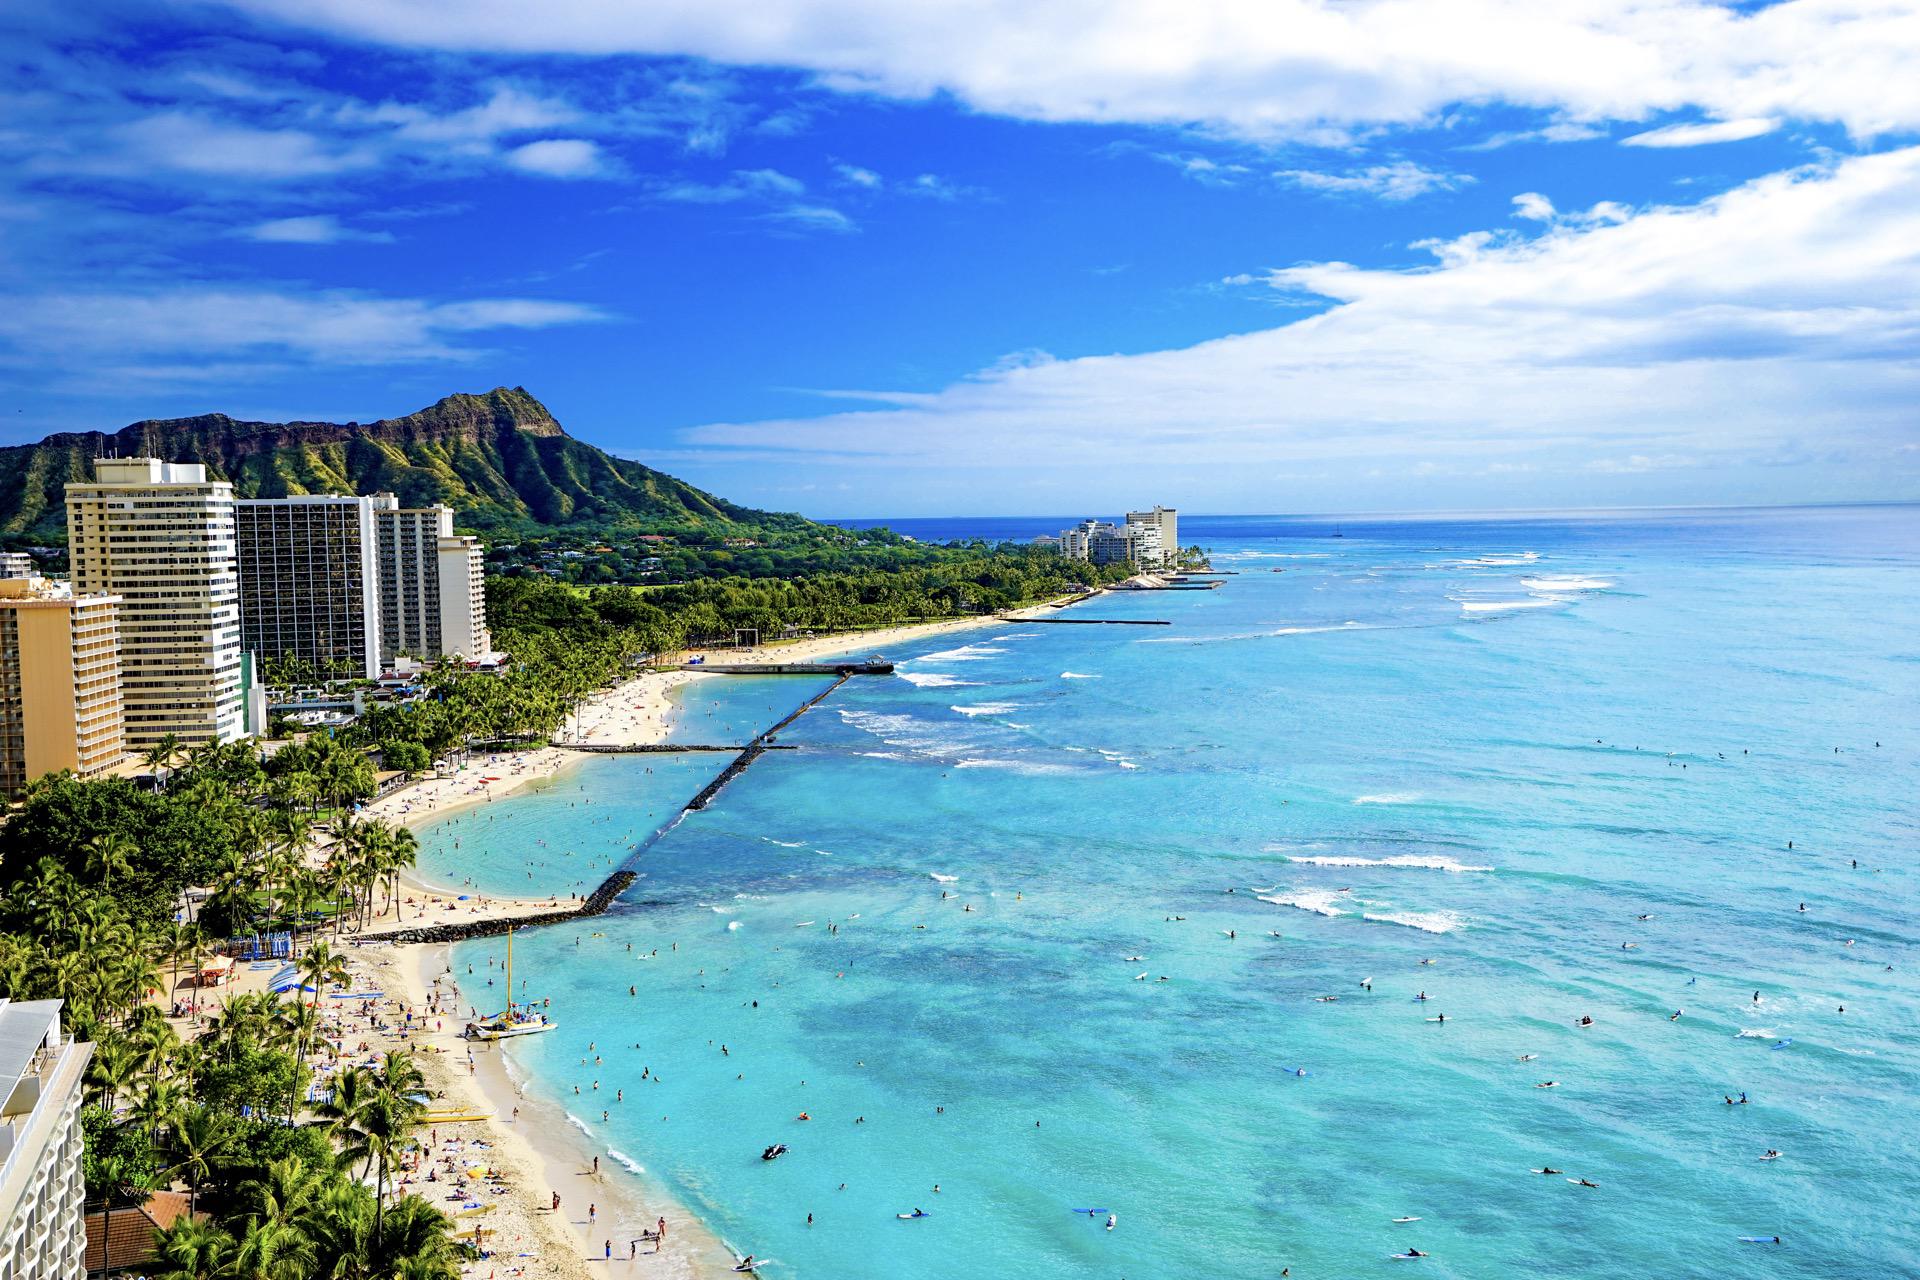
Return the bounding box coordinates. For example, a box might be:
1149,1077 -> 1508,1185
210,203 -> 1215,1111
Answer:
300,1179 -> 374,1279
376,1195 -> 461,1279
281,872 -> 320,959
166,1105 -> 231,1216
275,999 -> 325,1123
383,827 -> 418,922
163,923 -> 201,1009
151,1215 -> 236,1279
95,1159 -> 163,1279
130,1075 -> 186,1144
227,1216 -> 317,1280
144,732 -> 183,790
83,831 -> 136,894
240,1155 -> 327,1232
362,1053 -> 427,1247
295,941 -> 348,1011
85,1037 -> 138,1112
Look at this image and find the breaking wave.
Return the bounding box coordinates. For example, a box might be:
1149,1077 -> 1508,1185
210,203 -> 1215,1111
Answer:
1363,910 -> 1466,934
897,671 -> 980,688
1287,854 -> 1492,873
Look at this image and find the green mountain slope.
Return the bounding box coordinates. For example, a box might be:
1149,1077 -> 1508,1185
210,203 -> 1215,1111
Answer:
0,387 -> 804,539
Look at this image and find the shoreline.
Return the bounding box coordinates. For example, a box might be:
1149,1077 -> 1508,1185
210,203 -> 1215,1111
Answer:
343,595 -> 1094,1275
370,941 -> 739,1279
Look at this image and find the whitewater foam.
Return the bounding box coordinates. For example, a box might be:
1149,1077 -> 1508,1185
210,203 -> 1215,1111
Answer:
1521,575 -> 1615,592
607,1147 -> 645,1174
952,701 -> 1022,717
1061,671 -> 1100,679
1258,891 -> 1348,917
1288,854 -> 1493,873
1362,910 -> 1466,934
1461,599 -> 1563,614
1355,793 -> 1421,805
898,671 -> 981,688
917,644 -> 1007,663
930,873 -> 958,883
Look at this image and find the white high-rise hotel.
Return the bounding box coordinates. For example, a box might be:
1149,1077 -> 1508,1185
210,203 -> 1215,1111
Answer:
65,460 -> 245,747
371,497 -> 491,663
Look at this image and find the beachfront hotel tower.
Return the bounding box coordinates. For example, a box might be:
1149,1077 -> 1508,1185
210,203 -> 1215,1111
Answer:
1125,506 -> 1178,569
235,495 -> 381,681
0,578 -> 125,800
65,460 -> 245,748
0,998 -> 93,1280
372,497 -> 492,662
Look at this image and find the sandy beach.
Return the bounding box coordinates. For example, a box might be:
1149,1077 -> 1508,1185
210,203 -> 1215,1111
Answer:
302,599 -> 1095,1276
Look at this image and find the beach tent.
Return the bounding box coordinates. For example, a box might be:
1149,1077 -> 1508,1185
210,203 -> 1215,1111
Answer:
197,954 -> 233,986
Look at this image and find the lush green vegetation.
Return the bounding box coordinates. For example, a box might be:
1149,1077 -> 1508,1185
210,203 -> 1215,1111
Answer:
0,794 -> 450,1278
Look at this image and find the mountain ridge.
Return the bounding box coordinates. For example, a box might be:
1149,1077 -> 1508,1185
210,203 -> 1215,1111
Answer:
0,388 -> 802,539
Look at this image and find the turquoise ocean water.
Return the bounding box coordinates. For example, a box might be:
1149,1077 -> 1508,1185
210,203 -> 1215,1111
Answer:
425,508 -> 1919,1279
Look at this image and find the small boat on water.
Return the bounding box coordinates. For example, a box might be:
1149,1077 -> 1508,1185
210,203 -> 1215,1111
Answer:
464,927 -> 556,1041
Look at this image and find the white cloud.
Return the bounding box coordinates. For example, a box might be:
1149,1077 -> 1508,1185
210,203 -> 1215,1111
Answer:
0,285 -> 610,367
675,148 -> 1920,500
1621,116 -> 1780,147
242,214 -> 394,243
103,112 -> 378,178
764,203 -> 855,232
739,168 -> 805,194
834,163 -> 881,187
1276,161 -> 1471,201
221,0 -> 1920,140
504,137 -> 607,177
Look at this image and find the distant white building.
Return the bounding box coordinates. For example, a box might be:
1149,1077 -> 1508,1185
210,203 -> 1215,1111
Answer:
0,998 -> 92,1280
1050,508 -> 1177,568
1125,506 -> 1178,569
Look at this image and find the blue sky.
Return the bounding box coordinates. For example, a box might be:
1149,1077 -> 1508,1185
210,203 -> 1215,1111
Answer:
2,1 -> 1916,517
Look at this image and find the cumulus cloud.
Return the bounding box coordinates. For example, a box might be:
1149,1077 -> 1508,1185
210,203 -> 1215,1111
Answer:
676,147 -> 1920,497
221,0 -> 1920,139
1276,161 -> 1471,201
834,163 -> 881,187
504,137 -> 608,177
0,285 -> 610,367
